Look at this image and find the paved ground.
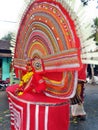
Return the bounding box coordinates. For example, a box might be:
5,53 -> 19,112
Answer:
0,83 -> 98,130
0,91 -> 10,130
70,83 -> 98,130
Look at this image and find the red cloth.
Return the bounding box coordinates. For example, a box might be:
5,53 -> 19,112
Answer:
78,64 -> 87,81
31,73 -> 46,93
21,73 -> 46,94
6,84 -> 67,103
6,85 -> 70,130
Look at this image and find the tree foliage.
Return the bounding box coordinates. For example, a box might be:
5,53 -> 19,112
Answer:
1,32 -> 13,42
94,17 -> 98,45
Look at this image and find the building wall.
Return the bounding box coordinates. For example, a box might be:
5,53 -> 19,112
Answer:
2,57 -> 11,80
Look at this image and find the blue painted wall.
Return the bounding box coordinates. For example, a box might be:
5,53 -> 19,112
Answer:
2,57 -> 11,80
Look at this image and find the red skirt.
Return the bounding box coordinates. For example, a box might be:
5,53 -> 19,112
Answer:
6,84 -> 70,130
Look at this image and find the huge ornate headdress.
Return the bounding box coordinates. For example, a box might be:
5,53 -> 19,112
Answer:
13,0 -> 98,99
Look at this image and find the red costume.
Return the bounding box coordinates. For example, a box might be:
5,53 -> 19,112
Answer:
6,0 -> 85,130
78,64 -> 87,82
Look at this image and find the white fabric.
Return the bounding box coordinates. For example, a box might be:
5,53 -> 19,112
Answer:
71,104 -> 86,116
35,105 -> 39,130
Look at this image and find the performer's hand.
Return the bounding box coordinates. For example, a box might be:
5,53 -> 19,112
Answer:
14,88 -> 23,96
14,89 -> 20,96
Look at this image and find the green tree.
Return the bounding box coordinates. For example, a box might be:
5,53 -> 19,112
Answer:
1,32 -> 14,42
94,17 -> 98,45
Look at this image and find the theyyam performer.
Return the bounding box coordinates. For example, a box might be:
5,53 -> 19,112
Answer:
6,0 -> 98,130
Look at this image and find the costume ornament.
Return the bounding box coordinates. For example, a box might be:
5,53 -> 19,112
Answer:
14,59 -> 46,95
